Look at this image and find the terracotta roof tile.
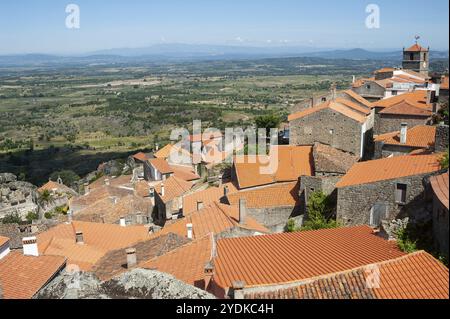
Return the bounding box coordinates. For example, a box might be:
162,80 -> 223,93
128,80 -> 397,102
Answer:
379,100 -> 432,116
149,158 -> 174,175
234,146 -> 314,189
38,181 -> 76,194
171,165 -> 200,181
0,236 -> 9,247
154,144 -> 173,159
288,100 -> 368,123
183,185 -> 235,215
336,154 -> 441,188
132,152 -> 149,162
375,68 -> 395,74
93,233 -> 190,281
74,194 -> 152,224
212,226 -> 405,292
372,91 -> 429,110
430,171 -> 449,210
342,90 -> 373,109
246,251 -> 448,300
0,251 -> 66,299
405,43 -> 428,52
71,185 -> 134,209
441,76 -> 449,90
37,221 -> 151,271
141,234 -> 213,288
226,182 -> 300,209
374,125 -> 436,148
160,202 -> 269,239
335,98 -> 371,115
89,175 -> 133,191
313,143 -> 360,174
155,176 -> 193,203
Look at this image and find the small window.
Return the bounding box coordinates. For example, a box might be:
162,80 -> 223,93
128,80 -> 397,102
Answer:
410,53 -> 414,60
366,84 -> 371,90
392,90 -> 398,96
329,129 -> 334,135
321,97 -> 327,102
395,183 -> 407,204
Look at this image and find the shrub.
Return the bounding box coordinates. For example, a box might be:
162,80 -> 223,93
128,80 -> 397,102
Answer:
300,191 -> 340,231
44,212 -> 54,220
439,149 -> 449,170
396,227 -> 418,253
26,211 -> 39,223
1,212 -> 22,224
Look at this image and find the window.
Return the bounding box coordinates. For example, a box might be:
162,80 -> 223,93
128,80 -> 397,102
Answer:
410,53 -> 414,60
392,90 -> 398,96
321,97 -> 327,102
366,84 -> 371,90
395,183 -> 407,204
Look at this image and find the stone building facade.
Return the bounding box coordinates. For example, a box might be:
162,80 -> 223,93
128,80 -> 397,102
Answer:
435,124 -> 449,152
375,113 -> 430,135
337,172 -> 436,227
352,80 -> 386,102
289,107 -> 372,157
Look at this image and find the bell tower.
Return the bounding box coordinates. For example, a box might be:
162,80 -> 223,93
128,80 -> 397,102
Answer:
402,36 -> 429,76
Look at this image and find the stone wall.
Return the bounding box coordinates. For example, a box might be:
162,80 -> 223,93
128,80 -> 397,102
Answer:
435,124 -> 449,152
351,82 -> 385,101
0,173 -> 38,220
289,108 -> 363,155
298,175 -> 340,215
376,114 -> 429,135
337,172 -> 435,226
247,206 -> 301,233
432,195 -> 449,260
374,143 -> 417,159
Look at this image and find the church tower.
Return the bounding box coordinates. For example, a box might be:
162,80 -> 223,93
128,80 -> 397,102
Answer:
402,36 -> 430,76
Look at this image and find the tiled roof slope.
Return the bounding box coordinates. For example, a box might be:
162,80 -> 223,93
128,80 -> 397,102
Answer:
141,235 -> 213,288
74,194 -> 151,224
405,43 -> 428,52
246,251 -> 449,300
171,165 -> 200,181
234,146 -> 313,189
93,233 -> 190,281
342,90 -> 373,109
155,176 -> 193,203
313,143 -> 360,174
430,171 -> 449,210
38,181 -> 76,194
0,251 -> 66,299
149,158 -> 173,174
37,221 -> 151,271
372,91 -> 429,110
379,101 -> 432,116
183,185 -> 236,215
154,144 -> 173,159
132,152 -> 149,162
0,236 -> 9,247
160,202 -> 269,239
226,182 -> 300,209
212,226 -> 405,291
374,125 -> 436,149
71,185 -> 133,209
336,154 -> 441,188
288,100 -> 368,123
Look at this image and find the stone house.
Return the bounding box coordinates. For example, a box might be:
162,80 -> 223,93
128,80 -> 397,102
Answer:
371,90 -> 433,135
144,158 -> 199,183
289,97 -> 373,157
336,154 -> 442,227
429,171 -> 449,260
153,176 -> 193,225
402,43 -> 430,76
374,125 -> 436,159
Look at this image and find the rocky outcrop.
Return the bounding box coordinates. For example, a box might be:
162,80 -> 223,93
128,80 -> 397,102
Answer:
0,173 -> 38,219
37,269 -> 215,299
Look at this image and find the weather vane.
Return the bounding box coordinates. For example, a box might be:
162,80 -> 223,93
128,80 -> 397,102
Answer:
415,35 -> 420,44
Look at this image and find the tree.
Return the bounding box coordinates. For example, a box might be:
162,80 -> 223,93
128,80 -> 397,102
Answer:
255,114 -> 281,138
26,211 -> 39,223
1,213 -> 22,224
300,191 -> 340,231
38,190 -> 54,207
49,170 -> 80,186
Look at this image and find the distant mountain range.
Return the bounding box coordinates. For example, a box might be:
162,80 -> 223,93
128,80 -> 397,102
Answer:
0,44 -> 448,67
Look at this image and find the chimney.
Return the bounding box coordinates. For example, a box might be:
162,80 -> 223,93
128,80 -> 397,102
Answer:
239,198 -> 247,224
232,281 -> 246,299
331,83 -> 337,101
160,183 -> 165,197
400,123 -> 408,144
204,261 -> 214,290
186,223 -> 193,239
126,248 -> 137,269
352,75 -> 356,84
22,237 -> 39,256
75,231 -> 84,245
104,178 -> 110,186
84,182 -> 90,195
119,217 -> 126,227
197,201 -> 204,211
155,143 -> 159,151
223,185 -> 229,197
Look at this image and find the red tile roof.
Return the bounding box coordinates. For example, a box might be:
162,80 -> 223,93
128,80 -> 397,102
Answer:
0,251 -> 66,299
38,181 -> 76,194
0,236 -> 9,247
132,152 -> 149,162
37,221 -> 151,271
149,158 -> 174,174
226,182 -> 300,209
336,154 -> 441,188
288,100 -> 368,123
212,226 -> 405,292
234,146 -> 314,189
379,100 -> 432,116
245,251 -> 449,300
171,165 -> 200,181
372,90 -> 429,110
441,76 -> 449,90
154,144 -> 173,159
141,234 -> 213,288
374,125 -> 436,149
405,43 -> 428,52
430,171 -> 449,210
183,185 -> 237,215
155,176 -> 193,204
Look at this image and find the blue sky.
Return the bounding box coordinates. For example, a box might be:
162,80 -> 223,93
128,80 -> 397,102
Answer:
0,0 -> 448,54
